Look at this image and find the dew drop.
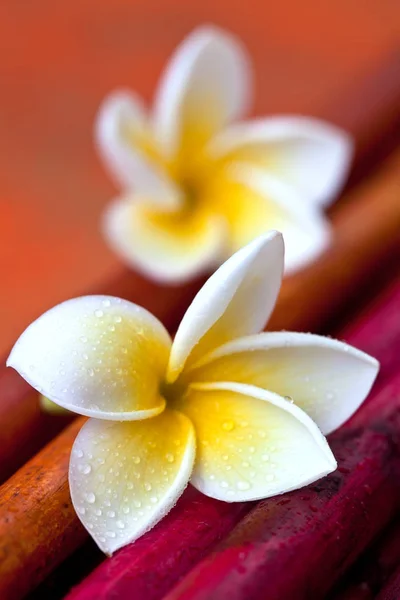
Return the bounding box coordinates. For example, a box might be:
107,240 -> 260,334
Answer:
144,483 -> 152,491
220,481 -> 229,489
95,509 -> 102,516
106,531 -> 116,538
133,500 -> 142,508
74,449 -> 84,458
284,395 -> 294,403
127,482 -> 134,490
222,420 -> 235,432
150,496 -> 158,504
77,506 -> 86,515
132,456 -> 141,464
165,453 -> 175,463
80,336 -> 88,343
102,299 -> 111,307
116,520 -> 125,529
265,474 -> 275,482
85,492 -> 96,504
107,510 -> 116,518
114,316 -> 122,323
94,309 -> 104,318
123,506 -> 130,514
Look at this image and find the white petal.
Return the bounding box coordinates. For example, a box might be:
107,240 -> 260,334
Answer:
209,116 -> 354,207
95,90 -> 181,210
102,196 -> 226,282
188,332 -> 379,435
179,381 -> 336,502
70,410 -> 195,554
153,25 -> 252,158
229,164 -> 331,273
167,232 -> 284,381
7,296 -> 171,420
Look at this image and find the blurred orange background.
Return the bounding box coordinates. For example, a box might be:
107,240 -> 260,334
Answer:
0,0 -> 399,356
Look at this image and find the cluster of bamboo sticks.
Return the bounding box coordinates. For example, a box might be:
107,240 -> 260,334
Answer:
1,56 -> 400,600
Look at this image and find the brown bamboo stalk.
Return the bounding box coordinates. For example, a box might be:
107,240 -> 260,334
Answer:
0,52 -> 399,485
0,144 -> 400,599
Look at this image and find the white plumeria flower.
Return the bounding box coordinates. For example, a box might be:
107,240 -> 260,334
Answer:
97,25 -> 353,282
7,233 -> 377,555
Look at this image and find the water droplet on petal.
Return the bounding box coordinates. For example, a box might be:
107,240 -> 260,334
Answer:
106,531 -> 116,538
222,420 -> 235,432
132,456 -> 141,464
165,453 -> 175,463
116,520 -> 125,529
94,309 -> 104,318
85,492 -> 96,504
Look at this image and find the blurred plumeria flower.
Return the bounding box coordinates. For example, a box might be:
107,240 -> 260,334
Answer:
7,233 -> 377,555
97,26 -> 353,282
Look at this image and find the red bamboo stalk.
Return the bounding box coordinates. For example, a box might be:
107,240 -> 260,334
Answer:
163,372 -> 400,600
60,265 -> 400,598
329,517 -> 400,600
67,374 -> 400,600
376,564 -> 400,600
1,54 -> 400,486
1,150 -> 400,599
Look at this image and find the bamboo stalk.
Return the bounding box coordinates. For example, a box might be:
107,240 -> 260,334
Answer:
61,266 -> 400,600
269,149 -> 400,331
328,517 -> 400,599
376,563 -> 400,600
163,377 -> 400,600
1,153 -> 400,599
1,54 -> 400,485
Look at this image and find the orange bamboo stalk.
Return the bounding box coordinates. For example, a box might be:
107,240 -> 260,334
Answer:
0,53 -> 399,485
1,145 -> 400,599
269,149 -> 400,331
